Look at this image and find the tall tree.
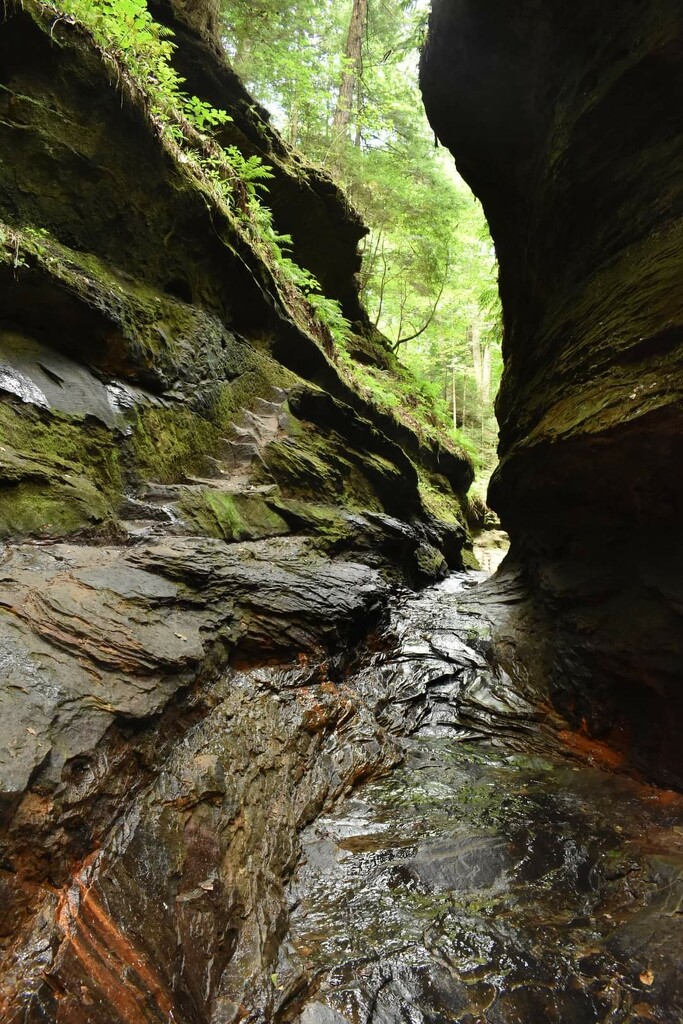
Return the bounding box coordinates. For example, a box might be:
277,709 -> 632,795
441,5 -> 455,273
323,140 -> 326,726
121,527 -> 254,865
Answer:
332,0 -> 369,141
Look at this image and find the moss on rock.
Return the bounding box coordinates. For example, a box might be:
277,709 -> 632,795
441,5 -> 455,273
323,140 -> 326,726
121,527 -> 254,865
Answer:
177,489 -> 290,542
0,400 -> 122,538
0,478 -> 113,539
0,0 -> 474,570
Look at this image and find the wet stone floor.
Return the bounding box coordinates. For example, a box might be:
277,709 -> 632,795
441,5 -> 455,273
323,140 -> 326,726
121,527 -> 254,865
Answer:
273,576 -> 683,1024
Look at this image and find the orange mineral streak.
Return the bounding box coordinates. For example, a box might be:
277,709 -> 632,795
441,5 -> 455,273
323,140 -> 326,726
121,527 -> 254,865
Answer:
557,729 -> 628,770
642,785 -> 683,810
50,876 -> 174,1023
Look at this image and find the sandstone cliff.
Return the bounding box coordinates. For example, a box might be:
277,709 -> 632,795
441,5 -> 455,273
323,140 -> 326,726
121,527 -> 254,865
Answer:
0,2 -> 473,1018
421,0 -> 683,786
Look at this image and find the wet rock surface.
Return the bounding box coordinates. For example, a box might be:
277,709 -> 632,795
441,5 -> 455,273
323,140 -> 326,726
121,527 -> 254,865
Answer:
280,738 -> 683,1024
2,565 -> 682,1023
0,534 -> 394,1023
273,578 -> 683,1024
0,6 -> 482,1018
0,535 -> 387,801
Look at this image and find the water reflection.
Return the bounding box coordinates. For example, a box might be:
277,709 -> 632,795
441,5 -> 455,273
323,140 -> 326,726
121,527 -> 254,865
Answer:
274,572 -> 683,1024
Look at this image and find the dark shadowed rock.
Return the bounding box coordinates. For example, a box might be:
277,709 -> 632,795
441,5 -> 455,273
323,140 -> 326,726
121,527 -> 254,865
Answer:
421,0 -> 683,786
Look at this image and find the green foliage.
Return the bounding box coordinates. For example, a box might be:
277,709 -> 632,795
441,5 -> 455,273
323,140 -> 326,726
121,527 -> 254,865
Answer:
332,338 -> 476,469
41,0 -> 501,477
275,251 -> 352,342
308,294 -> 352,340
52,0 -> 231,134
277,256 -> 320,293
219,0 -> 504,479
244,201 -> 353,342
184,95 -> 230,131
43,0 -> 269,206
221,0 -> 346,150
40,0 -> 348,348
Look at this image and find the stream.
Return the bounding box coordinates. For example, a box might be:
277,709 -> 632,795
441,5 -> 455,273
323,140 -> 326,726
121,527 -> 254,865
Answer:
271,573 -> 683,1024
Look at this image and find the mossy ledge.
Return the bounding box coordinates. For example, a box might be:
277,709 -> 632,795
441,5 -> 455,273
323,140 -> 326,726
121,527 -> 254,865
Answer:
0,0 -> 472,575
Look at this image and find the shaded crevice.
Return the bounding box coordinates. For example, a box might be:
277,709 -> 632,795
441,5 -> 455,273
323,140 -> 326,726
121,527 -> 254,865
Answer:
420,0 -> 683,785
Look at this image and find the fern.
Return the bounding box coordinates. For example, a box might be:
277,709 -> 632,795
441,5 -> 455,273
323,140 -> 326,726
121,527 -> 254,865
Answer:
43,1 -> 240,178
41,0 -> 351,350
307,294 -> 352,340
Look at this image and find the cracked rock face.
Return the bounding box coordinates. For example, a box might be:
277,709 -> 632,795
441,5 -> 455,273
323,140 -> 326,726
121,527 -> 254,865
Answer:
0,4 -> 474,1013
421,0 -> 683,786
0,536 -> 387,804
0,534 -> 395,1022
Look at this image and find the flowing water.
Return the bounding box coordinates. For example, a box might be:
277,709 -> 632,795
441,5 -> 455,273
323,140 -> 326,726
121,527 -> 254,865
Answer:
272,573 -> 683,1024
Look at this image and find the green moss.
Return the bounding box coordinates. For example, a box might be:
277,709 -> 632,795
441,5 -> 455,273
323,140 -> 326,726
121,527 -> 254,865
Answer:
260,437 -> 342,500
414,542 -> 448,580
177,489 -> 290,541
129,355 -> 297,484
0,402 -> 122,489
128,406 -> 219,483
260,432 -> 398,515
0,222 -> 242,386
208,357 -> 298,421
335,337 -> 474,469
356,450 -> 406,493
461,547 -> 481,570
0,478 -> 112,539
417,469 -> 467,528
269,498 -> 357,549
0,401 -> 121,538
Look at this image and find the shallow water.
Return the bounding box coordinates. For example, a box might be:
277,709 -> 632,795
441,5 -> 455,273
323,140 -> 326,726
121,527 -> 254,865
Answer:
273,574 -> 683,1024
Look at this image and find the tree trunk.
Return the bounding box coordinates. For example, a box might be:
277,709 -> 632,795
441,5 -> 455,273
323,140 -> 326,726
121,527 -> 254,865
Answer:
481,340 -> 492,407
470,319 -> 482,395
451,360 -> 457,430
332,0 -> 369,139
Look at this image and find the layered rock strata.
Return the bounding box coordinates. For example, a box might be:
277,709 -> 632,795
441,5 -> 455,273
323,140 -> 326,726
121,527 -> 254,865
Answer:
0,534 -> 401,1021
421,0 -> 683,785
0,2 -> 474,1018
0,1 -> 471,569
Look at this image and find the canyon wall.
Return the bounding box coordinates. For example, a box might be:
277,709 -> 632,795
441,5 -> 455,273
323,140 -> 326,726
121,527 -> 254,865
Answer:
421,0 -> 683,785
3,0 -> 682,1017
0,3 -> 473,1018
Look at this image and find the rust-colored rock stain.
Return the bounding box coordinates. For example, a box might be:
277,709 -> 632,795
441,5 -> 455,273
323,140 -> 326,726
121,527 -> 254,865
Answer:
48,876 -> 174,1023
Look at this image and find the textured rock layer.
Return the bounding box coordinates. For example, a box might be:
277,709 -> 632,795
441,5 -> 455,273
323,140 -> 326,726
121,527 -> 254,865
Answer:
0,1 -> 471,567
421,0 -> 683,785
0,3 -> 473,1019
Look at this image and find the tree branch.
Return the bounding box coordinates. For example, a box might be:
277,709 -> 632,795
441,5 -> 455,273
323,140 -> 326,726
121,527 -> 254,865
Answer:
390,246 -> 450,351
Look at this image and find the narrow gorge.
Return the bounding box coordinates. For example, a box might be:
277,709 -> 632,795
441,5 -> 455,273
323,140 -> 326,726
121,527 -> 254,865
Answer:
0,1 -> 681,1022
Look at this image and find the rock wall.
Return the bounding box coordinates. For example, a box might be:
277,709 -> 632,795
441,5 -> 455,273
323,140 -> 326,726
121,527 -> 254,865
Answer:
0,0 -> 472,563
0,3 -> 474,1019
421,0 -> 683,785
